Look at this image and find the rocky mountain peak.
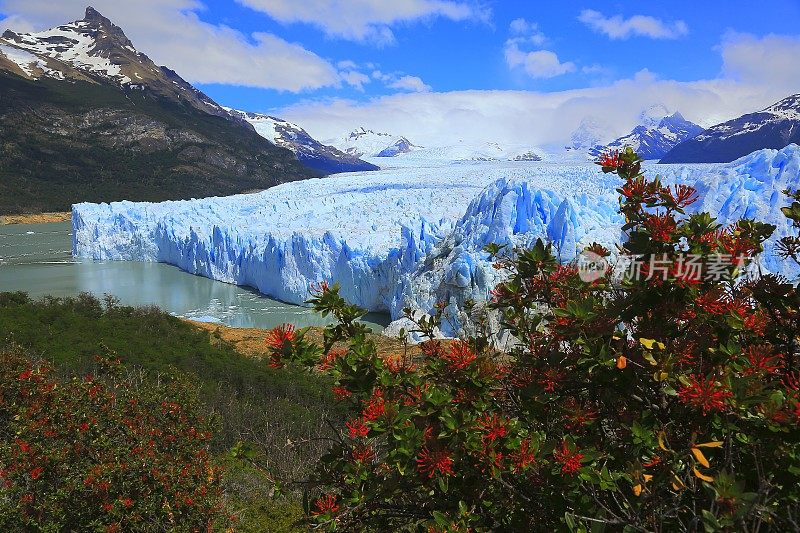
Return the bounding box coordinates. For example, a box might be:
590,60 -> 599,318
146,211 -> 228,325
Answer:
80,6 -> 136,51
84,6 -> 105,22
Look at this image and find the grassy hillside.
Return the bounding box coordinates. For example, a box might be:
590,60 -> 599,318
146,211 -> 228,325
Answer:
0,73 -> 316,214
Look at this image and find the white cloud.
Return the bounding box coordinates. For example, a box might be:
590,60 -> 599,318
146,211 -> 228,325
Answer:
505,42 -> 575,79
337,59 -> 359,70
235,0 -> 490,44
720,32 -> 800,90
279,35 -> 800,148
371,69 -> 431,92
578,9 -> 689,40
0,0 -> 340,91
388,75 -> 431,92
340,70 -> 371,91
506,18 -> 546,46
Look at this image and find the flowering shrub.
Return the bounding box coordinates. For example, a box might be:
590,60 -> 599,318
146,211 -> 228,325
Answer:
270,147 -> 800,531
0,348 -> 226,532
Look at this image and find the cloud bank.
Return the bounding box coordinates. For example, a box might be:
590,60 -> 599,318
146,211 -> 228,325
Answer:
280,33 -> 799,147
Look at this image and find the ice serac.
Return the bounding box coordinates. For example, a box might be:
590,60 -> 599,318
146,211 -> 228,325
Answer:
73,145 -> 800,336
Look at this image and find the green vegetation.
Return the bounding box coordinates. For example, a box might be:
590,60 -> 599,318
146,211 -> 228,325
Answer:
0,72 -> 314,214
273,149 -> 800,531
0,292 -> 342,531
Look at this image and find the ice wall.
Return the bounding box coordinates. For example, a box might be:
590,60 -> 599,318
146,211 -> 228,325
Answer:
73,146 -> 800,330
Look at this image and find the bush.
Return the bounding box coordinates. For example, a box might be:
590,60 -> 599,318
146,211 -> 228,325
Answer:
272,148 -> 800,531
0,348 -> 225,531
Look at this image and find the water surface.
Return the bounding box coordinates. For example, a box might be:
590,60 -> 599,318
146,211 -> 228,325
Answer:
0,222 -> 388,330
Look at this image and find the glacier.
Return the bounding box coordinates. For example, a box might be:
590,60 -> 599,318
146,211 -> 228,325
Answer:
73,145 -> 800,334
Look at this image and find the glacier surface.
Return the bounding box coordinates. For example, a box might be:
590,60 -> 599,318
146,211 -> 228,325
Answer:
73,145 -> 800,333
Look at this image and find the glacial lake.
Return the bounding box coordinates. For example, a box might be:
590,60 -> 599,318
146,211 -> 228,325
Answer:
0,222 -> 389,331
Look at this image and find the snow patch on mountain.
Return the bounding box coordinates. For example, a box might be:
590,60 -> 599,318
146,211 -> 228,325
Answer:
661,94 -> 800,163
0,44 -> 63,80
4,20 -> 130,83
226,108 -> 379,174
594,112 -> 703,160
331,128 -> 417,158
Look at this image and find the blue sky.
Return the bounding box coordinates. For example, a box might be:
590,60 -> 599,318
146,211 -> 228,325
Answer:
184,0 -> 800,112
2,0 -> 799,144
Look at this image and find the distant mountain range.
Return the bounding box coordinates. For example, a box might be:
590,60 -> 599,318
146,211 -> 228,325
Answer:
226,109 -> 379,174
0,7 -> 312,214
660,94 -> 800,163
593,112 -> 703,160
331,128 -> 420,158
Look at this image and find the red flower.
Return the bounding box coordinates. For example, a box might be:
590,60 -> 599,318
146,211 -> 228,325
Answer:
29,467 -> 44,480
416,447 -> 454,478
511,439 -> 536,473
346,418 -> 369,438
678,375 -> 733,415
644,214 -> 677,242
670,184 -> 699,208
642,456 -> 661,468
79,422 -> 90,432
549,265 -> 579,284
475,414 -> 508,443
361,390 -> 386,421
317,349 -> 345,371
102,502 -> 114,512
312,494 -> 339,516
563,399 -> 598,430
121,497 -> 133,508
309,281 -> 331,295
743,311 -> 769,336
384,355 -> 417,374
441,341 -> 477,370
352,445 -> 375,464
332,386 -> 352,401
553,440 -> 584,475
742,345 -> 783,375
620,178 -> 650,200
420,340 -> 443,358
538,368 -> 565,393
18,369 -> 33,381
265,324 -> 296,350
16,439 -> 31,454
596,150 -> 622,170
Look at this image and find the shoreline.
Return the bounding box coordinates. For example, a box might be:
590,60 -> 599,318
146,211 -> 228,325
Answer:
1,212 -> 72,225
184,319 -> 417,359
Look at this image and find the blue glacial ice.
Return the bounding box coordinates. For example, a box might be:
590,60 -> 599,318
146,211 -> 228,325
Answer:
73,145 -> 800,333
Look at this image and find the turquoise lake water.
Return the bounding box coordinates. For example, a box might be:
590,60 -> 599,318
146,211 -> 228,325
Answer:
0,221 -> 389,330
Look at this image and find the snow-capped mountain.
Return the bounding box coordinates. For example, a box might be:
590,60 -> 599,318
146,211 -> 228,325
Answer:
332,128 -> 419,158
565,117 -> 611,156
660,94 -> 800,163
593,112 -> 703,160
376,137 -> 420,157
0,7 -> 312,214
0,7 -> 229,119
226,109 -> 379,174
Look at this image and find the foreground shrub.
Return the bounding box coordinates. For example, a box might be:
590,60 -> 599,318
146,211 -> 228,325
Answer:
271,148 -> 800,531
0,348 -> 225,532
